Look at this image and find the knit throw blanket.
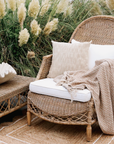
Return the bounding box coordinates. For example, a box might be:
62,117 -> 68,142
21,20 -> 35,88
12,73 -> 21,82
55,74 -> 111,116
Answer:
54,59 -> 114,135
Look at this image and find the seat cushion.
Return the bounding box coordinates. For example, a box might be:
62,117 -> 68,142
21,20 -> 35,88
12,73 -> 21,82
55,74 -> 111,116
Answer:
29,78 -> 91,102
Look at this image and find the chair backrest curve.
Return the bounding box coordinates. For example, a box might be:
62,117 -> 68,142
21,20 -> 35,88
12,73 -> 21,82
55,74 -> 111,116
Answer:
69,15 -> 114,45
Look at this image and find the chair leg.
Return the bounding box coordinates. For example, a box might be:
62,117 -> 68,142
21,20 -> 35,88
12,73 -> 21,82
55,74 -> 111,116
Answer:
27,111 -> 31,126
86,124 -> 92,142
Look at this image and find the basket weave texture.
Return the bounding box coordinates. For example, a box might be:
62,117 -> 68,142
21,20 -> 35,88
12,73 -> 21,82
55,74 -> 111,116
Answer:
0,75 -> 35,117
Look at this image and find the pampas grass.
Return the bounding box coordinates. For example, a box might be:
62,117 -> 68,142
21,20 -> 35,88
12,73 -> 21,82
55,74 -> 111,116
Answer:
0,0 -> 6,19
17,3 -> 26,29
7,0 -> 16,11
106,0 -> 114,11
30,19 -> 42,36
19,28 -> 30,47
0,0 -> 111,77
27,51 -> 35,59
28,0 -> 40,19
17,0 -> 26,8
44,18 -> 58,35
40,0 -> 51,16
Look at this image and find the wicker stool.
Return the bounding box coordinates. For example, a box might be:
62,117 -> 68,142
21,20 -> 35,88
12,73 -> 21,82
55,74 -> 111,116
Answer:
0,75 -> 35,118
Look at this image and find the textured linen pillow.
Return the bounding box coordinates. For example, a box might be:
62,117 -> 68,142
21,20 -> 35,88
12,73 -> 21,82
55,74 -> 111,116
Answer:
48,40 -> 91,78
72,39 -> 114,69
0,62 -> 17,84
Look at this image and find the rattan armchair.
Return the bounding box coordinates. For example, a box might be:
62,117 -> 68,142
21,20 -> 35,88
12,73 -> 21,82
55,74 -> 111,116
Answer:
27,15 -> 114,142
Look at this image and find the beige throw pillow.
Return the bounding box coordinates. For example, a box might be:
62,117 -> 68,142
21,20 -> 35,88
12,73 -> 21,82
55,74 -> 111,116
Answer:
48,40 -> 91,78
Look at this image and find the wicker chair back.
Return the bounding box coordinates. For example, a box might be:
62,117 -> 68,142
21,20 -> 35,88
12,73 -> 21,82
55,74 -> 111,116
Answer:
69,15 -> 114,45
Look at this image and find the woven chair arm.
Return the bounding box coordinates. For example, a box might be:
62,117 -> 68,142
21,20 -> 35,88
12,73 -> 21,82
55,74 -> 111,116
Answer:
36,54 -> 52,80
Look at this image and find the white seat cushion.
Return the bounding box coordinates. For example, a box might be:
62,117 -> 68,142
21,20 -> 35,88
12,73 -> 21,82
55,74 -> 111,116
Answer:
29,78 -> 91,102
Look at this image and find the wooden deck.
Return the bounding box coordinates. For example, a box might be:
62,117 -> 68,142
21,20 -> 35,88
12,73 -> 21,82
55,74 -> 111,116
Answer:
0,110 -> 113,144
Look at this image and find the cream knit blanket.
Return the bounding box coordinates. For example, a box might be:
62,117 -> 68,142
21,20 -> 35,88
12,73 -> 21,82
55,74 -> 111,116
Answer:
54,59 -> 114,135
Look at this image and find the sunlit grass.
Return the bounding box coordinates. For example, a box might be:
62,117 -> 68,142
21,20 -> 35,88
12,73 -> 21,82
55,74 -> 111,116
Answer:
0,0 -> 112,77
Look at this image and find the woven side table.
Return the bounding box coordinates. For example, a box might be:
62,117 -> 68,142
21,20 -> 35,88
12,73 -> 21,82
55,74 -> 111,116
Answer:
0,75 -> 35,118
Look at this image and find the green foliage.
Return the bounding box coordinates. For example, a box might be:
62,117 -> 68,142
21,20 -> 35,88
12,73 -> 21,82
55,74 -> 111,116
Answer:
98,0 -> 112,15
0,0 -> 112,77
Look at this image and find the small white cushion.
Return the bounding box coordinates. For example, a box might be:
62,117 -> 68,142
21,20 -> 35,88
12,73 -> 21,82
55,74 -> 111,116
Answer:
29,78 -> 91,102
72,39 -> 114,69
0,62 -> 17,84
